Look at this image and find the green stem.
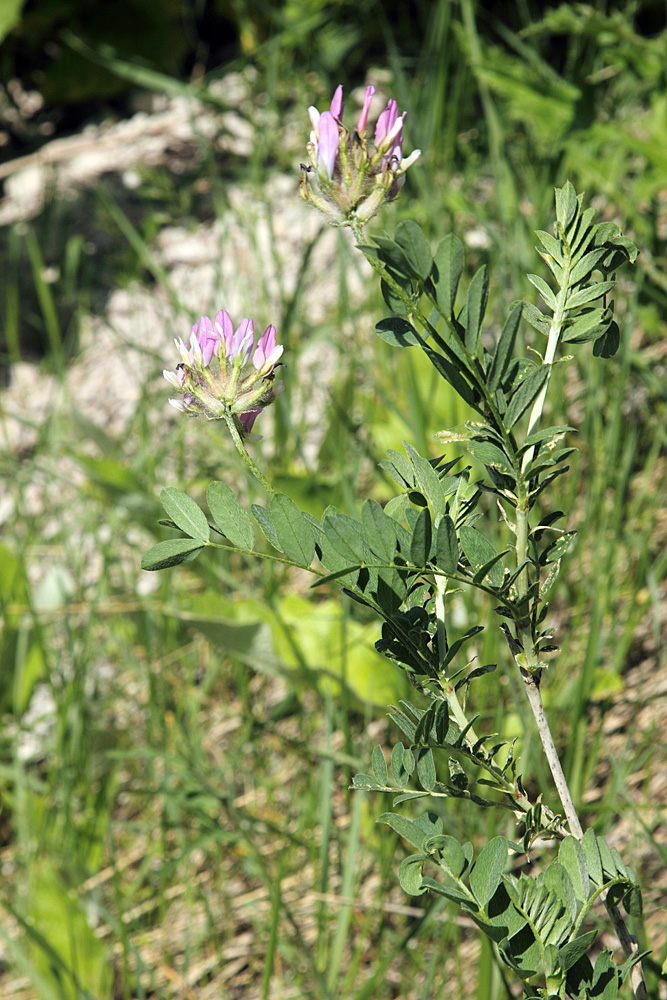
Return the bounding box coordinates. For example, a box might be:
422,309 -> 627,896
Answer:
223,408 -> 276,495
433,574 -> 479,745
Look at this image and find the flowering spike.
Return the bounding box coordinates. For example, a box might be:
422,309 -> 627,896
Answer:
165,309 -> 283,435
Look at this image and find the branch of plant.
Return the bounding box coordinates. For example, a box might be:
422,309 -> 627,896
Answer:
222,406 -> 276,495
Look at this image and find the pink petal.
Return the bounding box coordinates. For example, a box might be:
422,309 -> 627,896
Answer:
214,310 -> 235,356
318,111 -> 339,181
231,318 -> 254,361
356,85 -> 375,135
329,85 -> 344,120
375,99 -> 398,146
240,408 -> 262,434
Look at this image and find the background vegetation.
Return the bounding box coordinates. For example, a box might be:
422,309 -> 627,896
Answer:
0,1 -> 665,997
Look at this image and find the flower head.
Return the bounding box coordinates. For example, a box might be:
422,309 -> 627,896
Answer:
164,309 -> 283,435
300,83 -> 420,226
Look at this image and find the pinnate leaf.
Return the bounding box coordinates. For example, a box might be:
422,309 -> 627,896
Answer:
270,493 -> 315,565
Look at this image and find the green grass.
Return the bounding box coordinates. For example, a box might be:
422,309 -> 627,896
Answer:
1,2 -> 666,997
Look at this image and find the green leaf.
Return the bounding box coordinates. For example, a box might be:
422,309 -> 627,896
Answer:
535,230 -> 564,265
270,494 -> 315,565
459,526 -> 504,587
141,538 -> 204,571
559,836 -> 590,902
623,885 -> 643,918
160,487 -> 210,542
569,248 -> 607,284
378,813 -> 427,851
376,317 -> 420,347
465,265 -> 489,355
432,835 -> 467,879
527,273 -> 557,311
504,365 -> 550,428
544,862 -> 576,921
391,742 -> 409,783
353,773 -> 383,790
555,181 -> 577,231
582,829 -> 603,887
566,280 -> 615,310
410,507 -> 432,567
207,482 -> 255,549
436,516 -> 459,575
425,348 -> 479,410
361,499 -> 398,561
404,443 -> 447,518
466,440 -> 514,476
433,234 -> 464,318
371,745 -> 388,785
398,854 -> 428,895
395,220 -> 433,281
322,511 -> 367,564
540,531 -> 576,564
558,930 -> 597,971
522,300 -> 550,335
593,322 -> 620,359
562,308 -> 610,344
251,504 -> 280,550
416,747 -> 436,791
488,303 -> 522,392
470,837 -> 508,906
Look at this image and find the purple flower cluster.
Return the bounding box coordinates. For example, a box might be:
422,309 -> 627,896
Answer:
301,84 -> 420,225
165,310 -> 283,434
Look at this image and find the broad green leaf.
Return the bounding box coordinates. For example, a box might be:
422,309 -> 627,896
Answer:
161,487 -> 210,542
465,265 -> 489,355
527,273 -> 557,311
416,747 -> 436,791
207,481 -> 254,549
487,303 -> 522,392
380,277 -> 408,317
384,448 -> 415,488
459,526 -> 504,587
141,538 -> 204,571
378,813 -> 427,851
436,515 -> 458,574
504,364 -> 550,428
322,511 -> 367,564
376,317 -> 420,347
623,885 -> 643,918
559,836 -> 590,902
558,930 -> 597,971
466,440 -> 514,475
251,504 -> 280,550
433,234 -> 464,318
270,494 -> 315,565
371,745 -> 388,785
470,837 -> 508,906
398,854 -> 428,895
410,507 -> 432,567
395,219 -> 433,280
361,499 -> 399,561
421,878 -> 474,906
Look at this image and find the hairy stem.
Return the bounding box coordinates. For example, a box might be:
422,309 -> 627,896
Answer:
223,408 -> 276,495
